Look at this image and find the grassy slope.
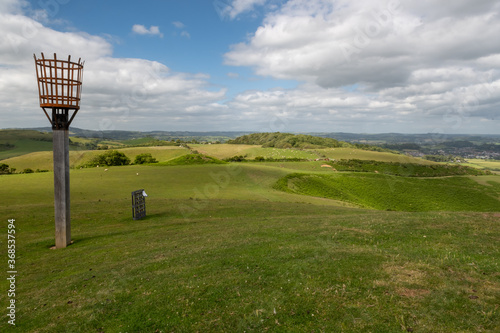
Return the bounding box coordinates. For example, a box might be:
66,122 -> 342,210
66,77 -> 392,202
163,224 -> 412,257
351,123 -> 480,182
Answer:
2,129 -> 431,170
192,144 -> 432,164
0,140 -> 53,160
0,164 -> 499,332
189,144 -> 323,160
191,144 -> 264,159
463,159 -> 500,172
315,147 -> 436,164
1,146 -> 190,171
158,154 -> 226,166
277,173 -> 500,212
0,130 -> 53,160
226,132 -> 345,148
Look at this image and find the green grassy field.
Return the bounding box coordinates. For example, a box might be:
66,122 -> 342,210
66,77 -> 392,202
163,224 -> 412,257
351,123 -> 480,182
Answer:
1,146 -> 190,171
314,148 -> 436,164
190,144 -> 433,164
276,173 -> 500,211
158,153 -> 227,166
3,141 -> 435,172
1,162 -> 499,332
0,129 -> 54,160
463,159 -> 500,172
0,139 -> 54,160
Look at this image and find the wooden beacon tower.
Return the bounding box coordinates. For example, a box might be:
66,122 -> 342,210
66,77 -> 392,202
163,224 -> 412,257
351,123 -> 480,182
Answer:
34,53 -> 85,248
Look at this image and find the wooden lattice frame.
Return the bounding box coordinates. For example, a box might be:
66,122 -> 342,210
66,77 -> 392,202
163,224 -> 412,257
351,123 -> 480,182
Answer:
132,189 -> 146,220
34,53 -> 84,126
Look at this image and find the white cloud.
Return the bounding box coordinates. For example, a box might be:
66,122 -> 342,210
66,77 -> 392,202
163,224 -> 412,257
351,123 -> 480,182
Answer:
231,0 -> 267,18
0,12 -> 111,66
219,78 -> 500,133
0,0 -> 26,14
225,0 -> 500,87
1,0 -> 499,134
132,24 -> 163,38
217,0 -> 268,20
222,0 -> 500,133
0,4 -> 227,131
172,21 -> 185,29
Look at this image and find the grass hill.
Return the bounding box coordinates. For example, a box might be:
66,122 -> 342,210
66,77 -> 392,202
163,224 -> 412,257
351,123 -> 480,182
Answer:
158,153 -> 226,166
327,159 -> 487,177
462,158 -> 500,173
2,135 -> 430,172
0,129 -> 103,160
0,129 -> 54,160
227,132 -> 394,152
193,144 -> 434,165
1,146 -> 189,171
228,132 -> 347,149
2,129 -> 500,331
0,163 -> 499,332
192,144 -> 321,160
275,173 -> 500,211
312,147 -> 435,163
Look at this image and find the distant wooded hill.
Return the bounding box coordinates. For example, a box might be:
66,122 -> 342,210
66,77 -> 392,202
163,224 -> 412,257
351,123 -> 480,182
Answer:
12,127 -> 500,144
228,132 -> 345,148
227,132 -> 392,152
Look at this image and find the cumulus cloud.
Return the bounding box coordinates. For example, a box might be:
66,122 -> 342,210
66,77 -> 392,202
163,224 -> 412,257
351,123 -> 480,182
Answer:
0,3 -> 227,131
223,0 -> 500,133
132,24 -> 163,37
81,58 -> 227,131
1,0 -> 499,133
226,0 -> 500,88
0,0 -> 26,14
220,77 -> 500,133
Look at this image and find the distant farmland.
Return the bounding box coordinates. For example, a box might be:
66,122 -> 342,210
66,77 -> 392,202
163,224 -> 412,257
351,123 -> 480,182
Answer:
1,129 -> 499,332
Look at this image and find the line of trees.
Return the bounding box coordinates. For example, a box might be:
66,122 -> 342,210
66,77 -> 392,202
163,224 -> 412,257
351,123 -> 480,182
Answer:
0,163 -> 47,174
80,151 -> 158,168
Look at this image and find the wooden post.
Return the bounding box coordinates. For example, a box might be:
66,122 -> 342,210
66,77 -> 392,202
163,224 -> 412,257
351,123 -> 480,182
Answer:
34,53 -> 84,249
53,128 -> 71,248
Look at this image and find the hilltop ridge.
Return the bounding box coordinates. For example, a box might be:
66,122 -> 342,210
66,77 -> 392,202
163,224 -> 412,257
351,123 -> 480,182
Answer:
228,132 -> 391,152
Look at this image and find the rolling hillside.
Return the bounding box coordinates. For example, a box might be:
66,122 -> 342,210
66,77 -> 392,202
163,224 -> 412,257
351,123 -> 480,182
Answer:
227,132 -> 347,148
1,161 -> 499,332
275,173 -> 500,211
227,132 -> 396,152
1,127 -> 499,332
1,146 -> 190,171
0,129 -> 54,160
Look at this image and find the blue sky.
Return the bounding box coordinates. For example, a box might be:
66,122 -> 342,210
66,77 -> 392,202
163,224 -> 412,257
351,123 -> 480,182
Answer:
33,0 -> 297,98
1,0 -> 500,133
